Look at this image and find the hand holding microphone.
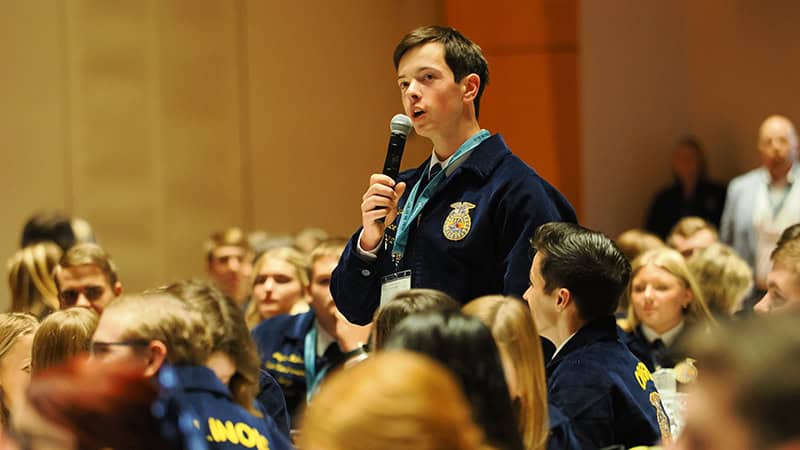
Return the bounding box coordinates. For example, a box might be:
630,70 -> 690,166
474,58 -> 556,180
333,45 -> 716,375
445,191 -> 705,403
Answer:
359,114 -> 413,251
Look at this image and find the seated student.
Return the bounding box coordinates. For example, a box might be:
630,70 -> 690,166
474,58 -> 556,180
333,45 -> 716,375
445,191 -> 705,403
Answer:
463,296 -> 579,450
251,240 -> 367,424
525,222 -> 670,448
7,242 -> 62,319
674,316 -> 800,450
620,247 -> 716,372
54,243 -> 122,314
687,243 -> 753,317
666,217 -> 719,259
91,293 -> 292,450
386,311 -> 524,450
31,307 -> 98,374
298,351 -> 488,450
754,233 -> 800,314
616,229 -> 666,263
12,358 -> 187,450
245,247 -> 309,329
371,288 -> 460,351
205,228 -> 255,308
159,279 -> 290,438
0,314 -> 37,431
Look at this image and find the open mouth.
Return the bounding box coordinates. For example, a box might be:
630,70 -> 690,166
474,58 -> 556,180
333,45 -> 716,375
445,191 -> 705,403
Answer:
412,108 -> 425,119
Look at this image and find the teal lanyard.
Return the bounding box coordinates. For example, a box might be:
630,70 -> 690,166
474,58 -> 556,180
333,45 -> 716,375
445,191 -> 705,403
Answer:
303,325 -> 329,403
392,130 -> 490,265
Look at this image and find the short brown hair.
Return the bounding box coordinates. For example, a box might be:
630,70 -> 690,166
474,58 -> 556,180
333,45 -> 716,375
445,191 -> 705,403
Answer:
31,307 -> 98,374
771,236 -> 800,275
54,243 -> 119,290
309,238 -> 347,266
102,293 -> 212,366
616,229 -> 666,262
205,227 -> 251,262
394,26 -> 489,119
667,217 -> 718,247
372,289 -> 459,351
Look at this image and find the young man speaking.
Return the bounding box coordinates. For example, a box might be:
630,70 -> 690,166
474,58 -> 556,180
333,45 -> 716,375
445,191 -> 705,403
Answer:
332,26 -> 576,324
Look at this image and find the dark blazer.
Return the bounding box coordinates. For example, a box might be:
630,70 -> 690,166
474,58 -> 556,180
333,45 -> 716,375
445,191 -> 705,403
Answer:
546,317 -> 670,449
620,323 -> 692,373
251,311 -> 345,424
645,179 -> 727,239
332,134 -> 577,324
255,369 -> 290,438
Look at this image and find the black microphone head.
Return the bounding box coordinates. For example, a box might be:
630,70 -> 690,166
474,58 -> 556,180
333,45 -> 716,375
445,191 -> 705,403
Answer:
390,114 -> 413,137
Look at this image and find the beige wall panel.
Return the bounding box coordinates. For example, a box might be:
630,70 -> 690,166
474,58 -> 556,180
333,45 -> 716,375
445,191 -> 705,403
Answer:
157,0 -> 244,283
245,0 -> 441,237
65,0 -> 163,292
0,1 -> 68,310
580,0 -> 691,236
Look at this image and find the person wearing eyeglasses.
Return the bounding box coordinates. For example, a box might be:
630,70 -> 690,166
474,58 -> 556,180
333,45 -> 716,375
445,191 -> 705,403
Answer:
53,243 -> 122,314
90,292 -> 294,450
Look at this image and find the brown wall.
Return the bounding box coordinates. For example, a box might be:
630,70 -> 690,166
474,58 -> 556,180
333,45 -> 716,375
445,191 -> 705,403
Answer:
0,0 -> 440,310
581,0 -> 800,237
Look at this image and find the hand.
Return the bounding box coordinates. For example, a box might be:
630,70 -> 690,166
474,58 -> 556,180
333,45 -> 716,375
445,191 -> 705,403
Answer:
359,174 -> 406,251
335,311 -> 373,352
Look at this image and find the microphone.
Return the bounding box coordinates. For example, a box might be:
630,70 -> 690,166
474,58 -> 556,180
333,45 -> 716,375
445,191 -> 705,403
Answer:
381,114 -> 413,181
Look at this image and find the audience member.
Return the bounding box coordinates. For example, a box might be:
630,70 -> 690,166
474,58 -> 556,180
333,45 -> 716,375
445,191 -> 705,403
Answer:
371,288 -> 459,351
673,316 -> 800,450
159,279 -> 290,437
463,296 -> 578,450
616,229 -> 666,263
244,247 -> 309,329
91,292 -> 292,450
247,232 -> 295,262
687,243 -> 753,317
205,228 -> 254,308
298,351 -> 489,450
525,222 -> 669,448
386,311 -> 524,450
30,308 -> 97,375
251,240 -> 365,424
332,25 -> 576,326
721,115 -> 800,299
666,217 -> 719,258
620,248 -> 715,372
7,242 -> 62,319
754,233 -> 800,314
294,227 -> 329,255
0,314 -> 37,429
54,243 -> 121,314
19,211 -> 76,252
774,222 -> 800,250
12,358 -> 184,450
645,136 -> 726,239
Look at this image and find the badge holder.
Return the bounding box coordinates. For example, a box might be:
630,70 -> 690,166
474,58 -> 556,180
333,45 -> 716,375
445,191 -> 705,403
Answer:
380,270 -> 412,307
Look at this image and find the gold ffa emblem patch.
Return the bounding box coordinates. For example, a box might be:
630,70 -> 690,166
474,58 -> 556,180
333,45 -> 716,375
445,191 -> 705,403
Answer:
443,202 -> 476,241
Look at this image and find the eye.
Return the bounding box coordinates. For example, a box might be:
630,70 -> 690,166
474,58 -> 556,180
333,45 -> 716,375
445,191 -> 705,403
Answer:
399,80 -> 409,90
253,275 -> 267,285
274,275 -> 293,284
632,284 -> 646,293
316,276 -> 331,287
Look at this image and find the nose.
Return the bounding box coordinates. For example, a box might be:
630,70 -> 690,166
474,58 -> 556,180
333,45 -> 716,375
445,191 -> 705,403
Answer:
643,285 -> 655,301
263,278 -> 274,293
753,294 -> 770,314
227,258 -> 240,272
406,79 -> 421,101
76,293 -> 92,308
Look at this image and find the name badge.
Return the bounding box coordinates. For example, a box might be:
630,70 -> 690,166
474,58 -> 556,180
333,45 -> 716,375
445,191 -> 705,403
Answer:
380,270 -> 412,307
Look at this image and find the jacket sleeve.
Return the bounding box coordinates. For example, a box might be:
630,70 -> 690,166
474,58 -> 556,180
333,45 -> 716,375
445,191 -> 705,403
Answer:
330,229 -> 385,325
498,176 -> 578,299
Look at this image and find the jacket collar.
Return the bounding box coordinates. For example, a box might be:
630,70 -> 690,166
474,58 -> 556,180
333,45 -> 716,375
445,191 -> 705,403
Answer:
284,310 -> 316,341
170,365 -> 231,399
547,316 -> 619,370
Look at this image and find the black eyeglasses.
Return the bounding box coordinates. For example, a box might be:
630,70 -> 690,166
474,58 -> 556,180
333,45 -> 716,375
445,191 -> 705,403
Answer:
59,285 -> 106,305
90,339 -> 150,356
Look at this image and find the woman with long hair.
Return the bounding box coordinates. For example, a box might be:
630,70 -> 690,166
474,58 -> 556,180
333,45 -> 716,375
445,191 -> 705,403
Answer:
245,247 -> 309,329
0,313 -> 37,429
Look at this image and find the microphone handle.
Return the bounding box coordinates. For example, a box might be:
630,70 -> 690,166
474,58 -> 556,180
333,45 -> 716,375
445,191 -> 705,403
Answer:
377,132 -> 407,223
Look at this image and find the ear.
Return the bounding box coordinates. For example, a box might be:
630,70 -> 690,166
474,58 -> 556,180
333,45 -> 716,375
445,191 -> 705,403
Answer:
113,282 -> 123,297
682,288 -> 694,309
555,288 -> 572,312
462,73 -> 481,103
142,340 -> 168,378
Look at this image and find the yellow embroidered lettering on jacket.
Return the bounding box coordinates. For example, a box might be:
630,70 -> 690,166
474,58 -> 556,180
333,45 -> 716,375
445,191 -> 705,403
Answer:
206,418 -> 270,450
265,361 -> 305,377
634,362 -> 654,390
270,352 -> 303,365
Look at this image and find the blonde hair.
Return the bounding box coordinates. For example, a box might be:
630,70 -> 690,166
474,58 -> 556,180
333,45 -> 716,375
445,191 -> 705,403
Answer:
623,248 -> 716,332
159,279 -> 260,415
102,293 -> 212,366
772,236 -> 800,275
298,351 -> 488,450
0,313 -> 38,427
245,246 -> 309,328
463,296 -> 549,450
7,242 -> 62,319
31,308 -> 97,375
666,217 -> 718,248
309,238 -> 347,266
688,243 -> 753,316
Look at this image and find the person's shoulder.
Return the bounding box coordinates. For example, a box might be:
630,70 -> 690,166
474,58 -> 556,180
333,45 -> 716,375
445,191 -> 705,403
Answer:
728,167 -> 764,190
252,311 -> 314,339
